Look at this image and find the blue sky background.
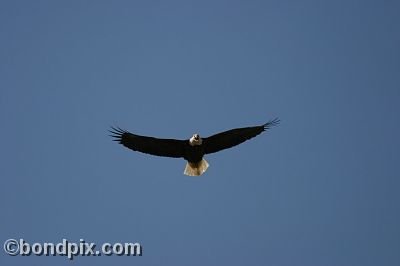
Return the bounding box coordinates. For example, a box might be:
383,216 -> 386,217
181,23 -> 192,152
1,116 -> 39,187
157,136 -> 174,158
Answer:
1,1 -> 399,265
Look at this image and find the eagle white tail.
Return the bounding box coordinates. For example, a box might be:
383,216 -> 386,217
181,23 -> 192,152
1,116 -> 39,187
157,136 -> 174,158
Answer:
184,159 -> 209,176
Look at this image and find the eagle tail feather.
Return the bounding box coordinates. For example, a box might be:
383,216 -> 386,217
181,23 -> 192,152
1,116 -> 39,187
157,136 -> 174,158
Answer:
184,159 -> 209,176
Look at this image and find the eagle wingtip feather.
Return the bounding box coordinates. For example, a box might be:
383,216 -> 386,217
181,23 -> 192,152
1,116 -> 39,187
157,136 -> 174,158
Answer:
263,117 -> 280,130
109,126 -> 128,142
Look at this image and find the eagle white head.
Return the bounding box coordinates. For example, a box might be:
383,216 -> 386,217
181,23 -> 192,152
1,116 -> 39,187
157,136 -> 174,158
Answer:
189,133 -> 202,146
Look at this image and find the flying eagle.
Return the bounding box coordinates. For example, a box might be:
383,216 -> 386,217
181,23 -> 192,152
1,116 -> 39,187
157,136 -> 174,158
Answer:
109,118 -> 279,176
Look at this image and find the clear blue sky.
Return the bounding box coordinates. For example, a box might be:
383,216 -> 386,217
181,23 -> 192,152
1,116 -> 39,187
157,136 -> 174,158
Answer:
1,1 -> 399,265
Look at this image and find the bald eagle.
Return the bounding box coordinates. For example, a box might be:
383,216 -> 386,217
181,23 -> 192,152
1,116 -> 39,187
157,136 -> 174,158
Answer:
109,118 -> 279,176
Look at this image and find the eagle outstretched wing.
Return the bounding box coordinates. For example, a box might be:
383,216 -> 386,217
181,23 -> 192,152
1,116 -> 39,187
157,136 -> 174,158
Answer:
109,127 -> 186,158
203,118 -> 280,154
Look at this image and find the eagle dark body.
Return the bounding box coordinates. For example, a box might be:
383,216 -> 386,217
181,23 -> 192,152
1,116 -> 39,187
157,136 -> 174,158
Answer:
183,145 -> 204,163
109,118 -> 279,176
